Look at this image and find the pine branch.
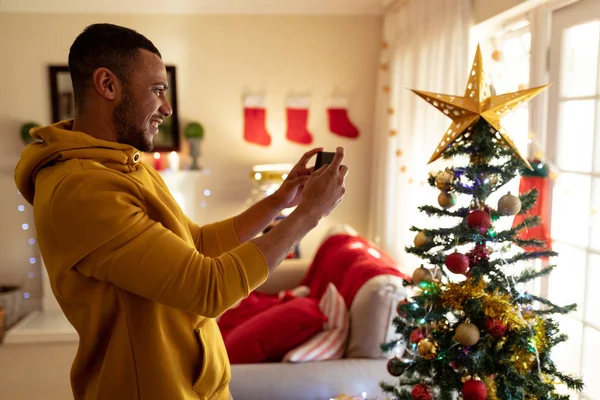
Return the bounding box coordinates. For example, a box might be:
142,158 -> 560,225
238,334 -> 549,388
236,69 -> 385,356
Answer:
514,265 -> 557,283
494,216 -> 541,243
513,238 -> 548,248
542,366 -> 585,391
519,293 -> 578,315
519,189 -> 539,214
490,250 -> 558,268
419,205 -> 468,218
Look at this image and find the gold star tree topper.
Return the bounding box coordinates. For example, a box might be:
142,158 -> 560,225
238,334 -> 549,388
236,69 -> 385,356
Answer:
411,44 -> 550,170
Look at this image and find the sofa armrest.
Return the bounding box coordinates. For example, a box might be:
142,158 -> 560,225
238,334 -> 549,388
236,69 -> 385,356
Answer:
256,258 -> 310,295
230,359 -> 392,400
347,274 -> 407,359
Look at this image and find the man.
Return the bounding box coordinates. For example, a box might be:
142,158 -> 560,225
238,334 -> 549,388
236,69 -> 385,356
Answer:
14,24 -> 347,400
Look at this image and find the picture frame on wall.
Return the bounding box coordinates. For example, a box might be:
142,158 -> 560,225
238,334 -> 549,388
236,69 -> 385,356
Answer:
48,65 -> 180,152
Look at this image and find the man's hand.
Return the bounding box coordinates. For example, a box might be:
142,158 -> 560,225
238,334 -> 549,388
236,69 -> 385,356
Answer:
295,147 -> 347,221
272,147 -> 323,209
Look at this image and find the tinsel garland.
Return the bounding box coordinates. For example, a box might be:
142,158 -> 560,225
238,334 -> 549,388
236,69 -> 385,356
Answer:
532,317 -> 549,353
510,345 -> 537,374
439,279 -> 526,330
484,376 -> 499,400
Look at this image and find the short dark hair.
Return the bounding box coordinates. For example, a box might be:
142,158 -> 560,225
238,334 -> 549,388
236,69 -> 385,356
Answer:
68,23 -> 162,109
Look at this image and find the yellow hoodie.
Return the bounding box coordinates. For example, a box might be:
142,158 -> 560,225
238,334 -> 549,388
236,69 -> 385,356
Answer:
14,120 -> 269,400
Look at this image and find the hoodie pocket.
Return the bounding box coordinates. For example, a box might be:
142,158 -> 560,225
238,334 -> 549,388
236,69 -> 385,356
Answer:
193,319 -> 231,398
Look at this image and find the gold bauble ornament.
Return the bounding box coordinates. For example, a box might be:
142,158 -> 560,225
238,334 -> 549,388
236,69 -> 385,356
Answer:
417,338 -> 439,360
497,192 -> 522,215
455,322 -> 480,346
435,170 -> 455,191
410,44 -> 550,170
438,191 -> 457,209
412,265 -> 433,285
414,231 -> 430,247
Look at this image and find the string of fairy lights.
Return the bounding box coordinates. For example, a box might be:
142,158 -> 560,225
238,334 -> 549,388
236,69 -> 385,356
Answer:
16,188 -> 36,301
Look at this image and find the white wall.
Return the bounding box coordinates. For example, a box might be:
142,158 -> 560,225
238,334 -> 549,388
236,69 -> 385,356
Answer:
0,13 -> 382,306
472,0 -> 528,24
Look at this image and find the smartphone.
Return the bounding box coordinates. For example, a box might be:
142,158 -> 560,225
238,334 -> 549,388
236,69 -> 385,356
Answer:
314,151 -> 336,171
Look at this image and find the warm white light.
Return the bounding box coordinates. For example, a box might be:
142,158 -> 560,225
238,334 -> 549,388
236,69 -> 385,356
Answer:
254,172 -> 263,180
349,242 -> 365,249
252,163 -> 294,172
18,205 -> 25,212
153,152 -> 161,160
22,224 -> 29,230
367,248 -> 381,259
168,151 -> 180,172
204,189 -> 211,196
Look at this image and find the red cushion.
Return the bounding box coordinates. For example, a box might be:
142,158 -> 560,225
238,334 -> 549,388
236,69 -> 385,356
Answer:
224,297 -> 327,364
218,291 -> 282,340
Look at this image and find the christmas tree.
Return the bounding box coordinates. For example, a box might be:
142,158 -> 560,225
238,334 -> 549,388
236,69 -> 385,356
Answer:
381,46 -> 584,400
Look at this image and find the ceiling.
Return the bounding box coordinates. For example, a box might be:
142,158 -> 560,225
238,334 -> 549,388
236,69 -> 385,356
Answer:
0,0 -> 396,15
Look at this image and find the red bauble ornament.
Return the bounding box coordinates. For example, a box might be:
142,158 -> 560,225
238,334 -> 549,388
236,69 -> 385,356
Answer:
396,299 -> 409,317
445,252 -> 469,274
387,356 -> 408,377
411,383 -> 432,400
463,379 -> 487,400
410,329 -> 426,344
467,209 -> 491,233
486,318 -> 508,336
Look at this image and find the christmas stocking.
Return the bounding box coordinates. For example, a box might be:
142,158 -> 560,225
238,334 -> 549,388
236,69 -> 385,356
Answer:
243,95 -> 272,146
512,159 -> 551,253
286,96 -> 313,145
327,97 -> 359,138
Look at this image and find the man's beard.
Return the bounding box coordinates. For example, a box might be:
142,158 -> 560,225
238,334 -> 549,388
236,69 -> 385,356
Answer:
113,92 -> 154,152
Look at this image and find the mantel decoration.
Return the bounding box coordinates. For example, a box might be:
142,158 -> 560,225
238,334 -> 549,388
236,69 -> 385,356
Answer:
185,122 -> 205,170
20,122 -> 40,144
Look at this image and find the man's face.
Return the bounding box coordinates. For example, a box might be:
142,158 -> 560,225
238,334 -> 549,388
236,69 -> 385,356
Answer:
113,49 -> 172,152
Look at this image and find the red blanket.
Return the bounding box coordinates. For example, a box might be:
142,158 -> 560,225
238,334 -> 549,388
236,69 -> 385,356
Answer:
300,234 -> 407,307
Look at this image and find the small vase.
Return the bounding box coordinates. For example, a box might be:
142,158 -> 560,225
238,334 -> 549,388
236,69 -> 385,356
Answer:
187,138 -> 203,170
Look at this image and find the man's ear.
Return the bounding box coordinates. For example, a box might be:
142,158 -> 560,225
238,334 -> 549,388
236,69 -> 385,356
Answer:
92,67 -> 121,101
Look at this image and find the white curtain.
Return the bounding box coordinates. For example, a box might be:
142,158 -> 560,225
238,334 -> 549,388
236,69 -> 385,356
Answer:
368,0 -> 471,272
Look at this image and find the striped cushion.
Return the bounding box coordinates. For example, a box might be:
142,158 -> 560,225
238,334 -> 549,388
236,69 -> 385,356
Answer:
283,282 -> 349,362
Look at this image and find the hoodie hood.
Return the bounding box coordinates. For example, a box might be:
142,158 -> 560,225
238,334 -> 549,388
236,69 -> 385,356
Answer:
14,120 -> 142,204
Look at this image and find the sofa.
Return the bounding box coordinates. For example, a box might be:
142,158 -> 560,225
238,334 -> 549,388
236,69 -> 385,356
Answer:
227,227 -> 410,400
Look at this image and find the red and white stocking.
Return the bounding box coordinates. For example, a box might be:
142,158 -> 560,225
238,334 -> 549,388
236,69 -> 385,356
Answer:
243,95 -> 272,146
327,97 -> 359,139
286,96 -> 313,145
